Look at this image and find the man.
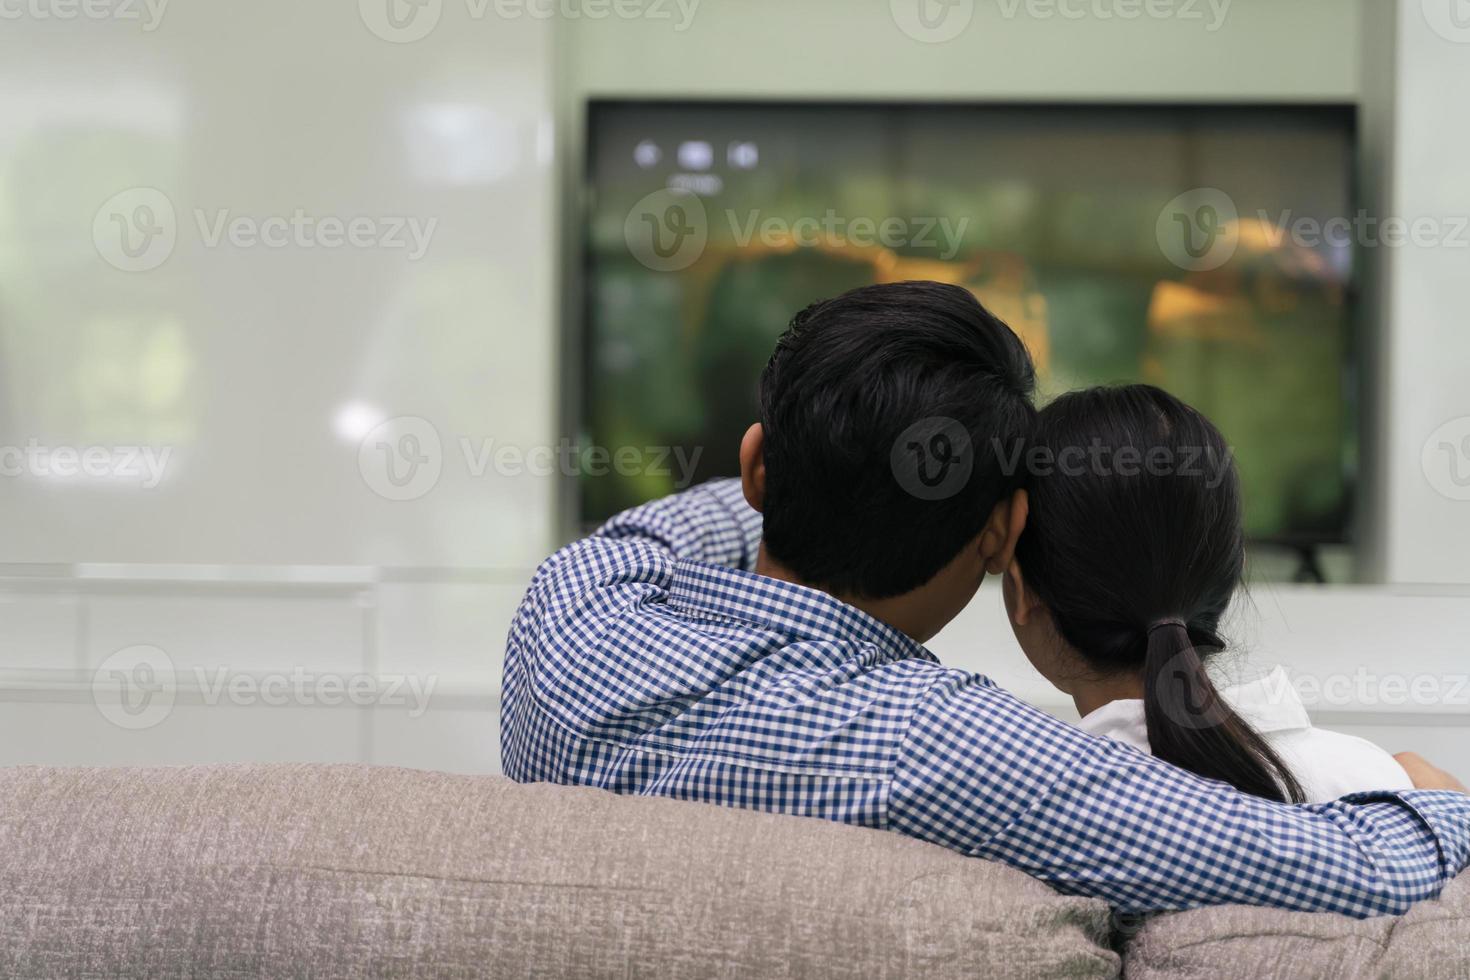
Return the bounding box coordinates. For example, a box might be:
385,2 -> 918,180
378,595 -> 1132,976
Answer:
501,281 -> 1469,917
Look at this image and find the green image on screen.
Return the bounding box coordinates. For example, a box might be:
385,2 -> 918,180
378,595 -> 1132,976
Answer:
583,102 -> 1357,544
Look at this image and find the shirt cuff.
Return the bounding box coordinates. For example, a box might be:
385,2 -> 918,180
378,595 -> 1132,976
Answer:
1341,789 -> 1470,880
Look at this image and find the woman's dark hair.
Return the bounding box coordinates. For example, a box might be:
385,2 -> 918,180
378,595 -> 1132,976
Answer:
1014,385 -> 1304,804
759,281 -> 1036,598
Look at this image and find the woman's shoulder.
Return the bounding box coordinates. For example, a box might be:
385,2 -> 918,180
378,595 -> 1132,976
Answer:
1218,666 -> 1414,801
1266,725 -> 1415,802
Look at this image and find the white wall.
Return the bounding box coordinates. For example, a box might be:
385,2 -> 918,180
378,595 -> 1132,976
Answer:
1373,0 -> 1470,585
0,0 -> 554,771
560,0 -> 1360,99
2,0 -> 1465,773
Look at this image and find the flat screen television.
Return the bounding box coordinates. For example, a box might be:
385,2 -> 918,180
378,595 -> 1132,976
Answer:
581,101 -> 1358,546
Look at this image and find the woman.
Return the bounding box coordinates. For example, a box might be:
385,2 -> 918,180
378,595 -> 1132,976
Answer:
1004,384 -> 1410,803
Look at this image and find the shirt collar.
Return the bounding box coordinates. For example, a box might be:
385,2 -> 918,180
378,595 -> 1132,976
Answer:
1077,698 -> 1151,752
1075,665 -> 1313,750
667,559 -> 937,665
1220,666 -> 1313,733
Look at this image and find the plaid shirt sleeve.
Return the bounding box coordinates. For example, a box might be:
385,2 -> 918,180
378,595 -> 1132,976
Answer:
893,673 -> 1470,916
595,477 -> 764,570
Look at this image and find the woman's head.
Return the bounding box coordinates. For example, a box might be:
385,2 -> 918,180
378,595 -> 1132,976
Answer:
1004,384 -> 1302,803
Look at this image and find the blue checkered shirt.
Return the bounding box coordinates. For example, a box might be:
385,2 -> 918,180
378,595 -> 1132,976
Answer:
501,479 -> 1470,916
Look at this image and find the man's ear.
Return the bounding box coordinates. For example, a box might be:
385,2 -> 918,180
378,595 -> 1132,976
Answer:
980,488 -> 1029,576
739,423 -> 766,513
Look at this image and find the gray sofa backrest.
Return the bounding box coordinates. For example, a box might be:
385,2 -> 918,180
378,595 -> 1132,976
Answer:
0,764 -> 1118,979
2,764 -> 1467,979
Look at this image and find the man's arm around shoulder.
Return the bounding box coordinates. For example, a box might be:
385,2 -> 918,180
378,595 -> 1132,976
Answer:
892,677 -> 1470,918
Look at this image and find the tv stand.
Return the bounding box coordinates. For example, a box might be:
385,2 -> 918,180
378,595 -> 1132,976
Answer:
1290,544 -> 1328,585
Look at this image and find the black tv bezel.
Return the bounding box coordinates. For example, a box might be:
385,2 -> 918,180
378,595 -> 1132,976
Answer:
574,98 -> 1362,551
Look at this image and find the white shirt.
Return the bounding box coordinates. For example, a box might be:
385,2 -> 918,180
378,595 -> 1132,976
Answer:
1076,666 -> 1414,803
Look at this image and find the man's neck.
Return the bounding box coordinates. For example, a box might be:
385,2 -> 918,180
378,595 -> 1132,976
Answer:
754,543 -> 931,643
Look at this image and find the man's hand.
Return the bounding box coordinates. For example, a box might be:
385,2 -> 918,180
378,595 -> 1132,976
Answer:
1396,752 -> 1468,793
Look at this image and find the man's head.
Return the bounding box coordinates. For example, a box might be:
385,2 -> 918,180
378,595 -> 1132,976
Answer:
739,280 -> 1037,642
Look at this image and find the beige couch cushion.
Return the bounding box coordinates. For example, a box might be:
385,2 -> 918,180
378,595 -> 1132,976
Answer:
1124,870 -> 1470,980
0,764 -> 1119,979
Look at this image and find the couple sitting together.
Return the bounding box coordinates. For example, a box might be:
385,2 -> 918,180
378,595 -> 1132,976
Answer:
501,281 -> 1469,918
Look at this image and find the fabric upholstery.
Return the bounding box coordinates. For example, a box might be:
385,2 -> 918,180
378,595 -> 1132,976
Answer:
0,764 -> 1119,979
1123,870 -> 1470,979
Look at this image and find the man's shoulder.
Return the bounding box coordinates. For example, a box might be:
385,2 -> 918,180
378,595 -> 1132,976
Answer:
821,658 -> 1009,733
527,531 -> 677,599
863,656 -> 988,691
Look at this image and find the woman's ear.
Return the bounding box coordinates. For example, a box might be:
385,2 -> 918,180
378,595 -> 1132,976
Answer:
1005,560 -> 1040,627
739,423 -> 766,513
980,488 -> 1029,576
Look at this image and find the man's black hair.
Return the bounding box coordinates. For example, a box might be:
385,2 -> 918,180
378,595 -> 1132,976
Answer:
757,280 -> 1037,598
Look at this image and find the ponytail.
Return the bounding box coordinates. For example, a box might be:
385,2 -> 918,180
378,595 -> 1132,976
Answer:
1142,621 -> 1305,804
1014,386 -> 1308,804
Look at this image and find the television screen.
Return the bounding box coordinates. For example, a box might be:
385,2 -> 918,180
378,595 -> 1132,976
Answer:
583,101 -> 1357,544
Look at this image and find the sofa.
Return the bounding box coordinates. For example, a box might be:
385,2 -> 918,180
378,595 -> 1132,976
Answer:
0,764 -> 1466,979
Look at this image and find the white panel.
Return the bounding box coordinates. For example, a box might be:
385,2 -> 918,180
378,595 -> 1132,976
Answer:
84,592 -> 368,674
1228,587 -> 1470,713
1379,2 -> 1470,583
0,701 -> 363,768
368,704 -> 502,775
1325,723 -> 1469,769
0,591 -> 80,670
374,579 -> 529,687
562,0 -> 1359,102
0,0 -> 556,569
